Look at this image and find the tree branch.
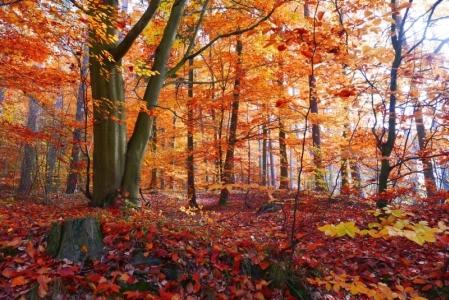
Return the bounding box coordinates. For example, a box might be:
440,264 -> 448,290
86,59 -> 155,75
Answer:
166,1 -> 282,78
111,0 -> 161,62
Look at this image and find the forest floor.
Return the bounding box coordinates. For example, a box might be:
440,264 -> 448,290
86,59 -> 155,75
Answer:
1,190 -> 449,299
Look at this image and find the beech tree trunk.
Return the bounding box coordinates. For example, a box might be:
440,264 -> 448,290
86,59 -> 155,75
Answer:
376,0 -> 403,208
67,47 -> 88,194
279,120 -> 289,189
414,103 -> 437,197
149,120 -> 158,191
219,37 -> 242,205
18,98 -> 39,194
87,0 -> 185,206
187,58 -> 197,207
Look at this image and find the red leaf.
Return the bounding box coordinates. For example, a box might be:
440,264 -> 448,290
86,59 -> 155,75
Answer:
2,268 -> 16,278
59,267 -> 74,277
437,235 -> 449,244
308,242 -> 324,251
277,44 -> 287,51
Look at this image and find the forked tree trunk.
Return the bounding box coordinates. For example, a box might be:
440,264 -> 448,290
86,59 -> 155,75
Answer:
87,0 -> 185,206
376,0 -> 403,208
219,37 -> 242,205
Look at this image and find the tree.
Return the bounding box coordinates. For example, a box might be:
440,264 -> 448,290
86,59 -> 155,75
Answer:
219,37 -> 243,205
83,0 -> 278,207
18,97 -> 39,194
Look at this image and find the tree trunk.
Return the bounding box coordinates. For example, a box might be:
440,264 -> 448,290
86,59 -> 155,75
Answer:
279,119 -> 289,189
47,217 -> 104,264
89,0 -> 127,206
67,47 -> 88,194
376,2 -> 403,208
149,120 -> 158,191
121,0 -> 187,205
187,58 -> 197,207
268,138 -> 276,187
18,98 -> 39,194
414,103 -> 437,197
261,124 -> 268,186
219,37 -> 242,205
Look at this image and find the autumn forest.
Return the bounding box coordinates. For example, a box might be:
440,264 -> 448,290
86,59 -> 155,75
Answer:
1,0 -> 449,299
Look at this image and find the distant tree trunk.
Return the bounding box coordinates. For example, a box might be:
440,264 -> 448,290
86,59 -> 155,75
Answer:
67,47 -> 88,194
187,58 -> 197,207
279,119 -> 289,189
149,120 -> 158,190
0,86 -> 5,116
261,124 -> 268,186
309,74 -> 324,191
350,159 -> 361,190
268,138 -> 276,187
304,3 -> 324,192
340,121 -> 349,190
219,37 -> 242,205
376,0 -> 405,208
18,98 -> 40,194
414,103 -> 437,197
45,95 -> 63,197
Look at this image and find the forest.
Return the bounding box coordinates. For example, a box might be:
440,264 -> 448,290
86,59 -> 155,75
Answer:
1,0 -> 449,299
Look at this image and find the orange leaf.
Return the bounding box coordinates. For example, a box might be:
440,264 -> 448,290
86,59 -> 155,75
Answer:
317,11 -> 325,20
259,262 -> 270,270
413,278 -> 426,284
172,252 -> 179,262
11,276 -> 26,287
300,50 -> 313,58
81,245 -> 88,253
308,242 -> 323,251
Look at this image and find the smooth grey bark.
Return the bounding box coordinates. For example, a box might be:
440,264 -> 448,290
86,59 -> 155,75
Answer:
87,0 -> 162,207
67,48 -> 88,194
18,98 -> 40,194
219,37 -> 242,205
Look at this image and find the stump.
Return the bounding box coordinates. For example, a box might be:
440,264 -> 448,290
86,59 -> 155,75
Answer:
47,217 -> 104,264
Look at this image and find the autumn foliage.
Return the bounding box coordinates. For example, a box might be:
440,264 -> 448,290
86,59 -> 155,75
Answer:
1,0 -> 449,299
